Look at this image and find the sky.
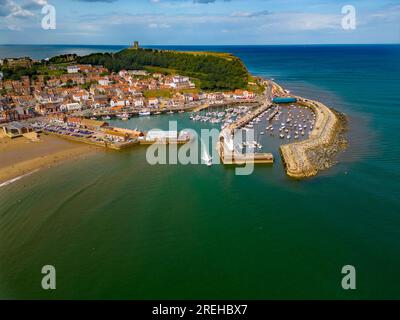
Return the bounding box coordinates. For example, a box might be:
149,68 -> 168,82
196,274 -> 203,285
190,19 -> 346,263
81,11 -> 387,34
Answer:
0,0 -> 399,45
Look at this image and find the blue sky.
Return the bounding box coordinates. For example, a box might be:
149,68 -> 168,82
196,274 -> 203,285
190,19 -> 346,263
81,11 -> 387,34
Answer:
0,0 -> 399,45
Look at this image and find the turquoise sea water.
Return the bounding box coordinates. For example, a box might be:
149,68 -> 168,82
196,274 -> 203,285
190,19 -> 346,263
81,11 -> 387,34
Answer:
0,45 -> 399,299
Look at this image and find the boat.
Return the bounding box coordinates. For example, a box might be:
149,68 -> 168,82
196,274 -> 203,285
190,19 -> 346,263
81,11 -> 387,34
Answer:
179,110 -> 185,114
139,110 -> 151,116
202,152 -> 213,167
103,116 -> 111,120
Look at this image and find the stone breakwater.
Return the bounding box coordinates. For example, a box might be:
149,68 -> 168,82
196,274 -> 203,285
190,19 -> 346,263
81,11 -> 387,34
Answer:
280,96 -> 348,178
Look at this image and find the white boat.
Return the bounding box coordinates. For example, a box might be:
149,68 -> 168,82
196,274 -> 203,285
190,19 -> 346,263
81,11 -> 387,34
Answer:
139,110 -> 151,116
103,116 -> 111,120
202,152 -> 213,167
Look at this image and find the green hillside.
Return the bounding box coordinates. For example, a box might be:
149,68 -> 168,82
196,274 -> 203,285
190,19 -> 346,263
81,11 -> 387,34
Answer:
77,48 -> 249,90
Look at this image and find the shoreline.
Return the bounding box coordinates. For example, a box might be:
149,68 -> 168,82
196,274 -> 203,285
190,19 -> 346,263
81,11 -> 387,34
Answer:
0,133 -> 98,185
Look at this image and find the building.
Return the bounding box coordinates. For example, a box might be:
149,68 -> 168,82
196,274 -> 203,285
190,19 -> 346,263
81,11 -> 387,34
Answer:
67,66 -> 80,74
2,122 -> 34,138
81,119 -> 109,130
272,97 -> 298,104
133,41 -> 139,50
60,102 -> 81,112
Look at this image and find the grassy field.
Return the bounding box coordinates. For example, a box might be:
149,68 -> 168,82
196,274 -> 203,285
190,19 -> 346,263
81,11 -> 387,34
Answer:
143,89 -> 174,98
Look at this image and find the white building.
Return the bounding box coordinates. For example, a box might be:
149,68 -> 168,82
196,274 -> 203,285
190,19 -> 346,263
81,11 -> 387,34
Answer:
67,66 -> 80,74
60,102 -> 82,112
134,98 -> 144,108
146,130 -> 178,141
98,78 -> 110,86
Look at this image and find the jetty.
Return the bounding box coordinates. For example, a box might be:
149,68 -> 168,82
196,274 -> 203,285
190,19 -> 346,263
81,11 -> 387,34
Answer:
279,96 -> 340,178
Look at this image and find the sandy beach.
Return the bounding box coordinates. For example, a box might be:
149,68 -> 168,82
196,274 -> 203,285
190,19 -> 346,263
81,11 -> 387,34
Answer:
0,132 -> 97,184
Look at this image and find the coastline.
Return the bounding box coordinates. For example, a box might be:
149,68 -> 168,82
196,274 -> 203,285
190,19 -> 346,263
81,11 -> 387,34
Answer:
0,133 -> 98,185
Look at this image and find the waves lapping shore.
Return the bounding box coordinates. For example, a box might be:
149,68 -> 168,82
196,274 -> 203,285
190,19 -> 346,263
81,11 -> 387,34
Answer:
0,169 -> 40,188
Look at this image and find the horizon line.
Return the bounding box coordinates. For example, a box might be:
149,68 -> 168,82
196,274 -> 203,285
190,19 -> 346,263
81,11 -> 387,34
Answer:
1,43 -> 399,47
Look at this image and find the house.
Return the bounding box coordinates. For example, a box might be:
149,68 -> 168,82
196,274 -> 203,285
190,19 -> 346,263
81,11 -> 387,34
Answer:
148,98 -> 159,107
166,75 -> 195,89
98,78 -> 110,86
134,98 -> 144,108
234,90 -> 255,100
35,103 -> 60,115
110,98 -> 126,108
72,90 -> 90,102
67,66 -> 80,74
60,102 -> 82,112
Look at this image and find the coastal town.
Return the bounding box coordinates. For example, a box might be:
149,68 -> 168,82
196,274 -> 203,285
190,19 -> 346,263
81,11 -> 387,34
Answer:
0,50 -> 347,183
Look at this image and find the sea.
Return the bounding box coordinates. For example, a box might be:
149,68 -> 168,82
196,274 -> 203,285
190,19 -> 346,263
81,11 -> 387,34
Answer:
0,44 -> 399,299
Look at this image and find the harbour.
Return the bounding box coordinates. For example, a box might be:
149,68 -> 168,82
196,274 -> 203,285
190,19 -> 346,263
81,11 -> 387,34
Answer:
1,44 -> 399,300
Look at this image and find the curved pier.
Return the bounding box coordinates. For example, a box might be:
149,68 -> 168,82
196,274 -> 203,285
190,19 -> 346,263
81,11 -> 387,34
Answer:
280,97 -> 341,178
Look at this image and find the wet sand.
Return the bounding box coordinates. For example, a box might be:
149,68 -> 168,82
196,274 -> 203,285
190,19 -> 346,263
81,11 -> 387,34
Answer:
0,132 -> 97,184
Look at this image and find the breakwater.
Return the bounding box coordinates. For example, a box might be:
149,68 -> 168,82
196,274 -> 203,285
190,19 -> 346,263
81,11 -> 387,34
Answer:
280,96 -> 348,178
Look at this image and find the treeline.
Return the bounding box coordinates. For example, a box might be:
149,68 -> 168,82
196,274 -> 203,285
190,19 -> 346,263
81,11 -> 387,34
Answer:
0,66 -> 39,81
78,49 -> 249,90
48,54 -> 78,64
